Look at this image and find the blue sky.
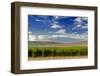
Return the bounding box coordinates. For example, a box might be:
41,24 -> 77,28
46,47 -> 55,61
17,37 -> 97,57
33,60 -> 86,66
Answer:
28,15 -> 88,43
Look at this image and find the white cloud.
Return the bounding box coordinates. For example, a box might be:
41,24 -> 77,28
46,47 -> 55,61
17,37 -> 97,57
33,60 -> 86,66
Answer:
28,31 -> 32,35
75,17 -> 87,23
38,35 -> 46,40
35,18 -> 48,22
51,32 -> 87,40
37,16 -> 48,19
82,26 -> 88,29
75,17 -> 88,24
82,17 -> 88,21
75,17 -> 82,23
29,34 -> 49,41
55,29 -> 66,34
51,24 -> 62,29
37,35 -> 50,41
35,19 -> 42,22
83,31 -> 88,35
67,32 -> 87,40
76,24 -> 81,28
54,16 -> 69,20
72,18 -> 82,30
54,16 -> 59,19
72,24 -> 88,30
51,35 -> 67,38
28,32 -> 87,41
28,32 -> 37,41
29,35 -> 37,41
72,17 -> 88,30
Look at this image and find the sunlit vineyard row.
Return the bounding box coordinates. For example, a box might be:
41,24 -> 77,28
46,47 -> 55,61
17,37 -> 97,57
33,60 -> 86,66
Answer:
28,46 -> 88,57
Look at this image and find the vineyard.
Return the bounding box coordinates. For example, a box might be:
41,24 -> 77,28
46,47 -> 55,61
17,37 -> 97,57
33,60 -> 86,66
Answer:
28,46 -> 88,59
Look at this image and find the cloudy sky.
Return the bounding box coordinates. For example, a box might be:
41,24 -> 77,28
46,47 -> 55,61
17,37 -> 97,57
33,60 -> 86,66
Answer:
28,15 -> 88,43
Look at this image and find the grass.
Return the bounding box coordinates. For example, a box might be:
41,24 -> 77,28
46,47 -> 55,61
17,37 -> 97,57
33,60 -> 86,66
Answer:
28,46 -> 88,59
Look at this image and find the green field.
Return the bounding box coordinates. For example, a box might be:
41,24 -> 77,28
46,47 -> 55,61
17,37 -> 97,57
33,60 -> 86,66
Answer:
28,46 -> 88,60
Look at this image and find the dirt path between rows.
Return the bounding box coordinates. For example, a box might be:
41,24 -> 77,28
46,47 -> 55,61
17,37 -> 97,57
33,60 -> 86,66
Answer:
28,56 -> 87,61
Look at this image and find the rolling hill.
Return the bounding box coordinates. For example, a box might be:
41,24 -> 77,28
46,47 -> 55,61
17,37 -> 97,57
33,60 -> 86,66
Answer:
28,41 -> 87,47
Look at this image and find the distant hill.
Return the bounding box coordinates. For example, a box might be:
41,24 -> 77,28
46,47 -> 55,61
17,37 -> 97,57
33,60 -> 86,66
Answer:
62,41 -> 87,46
28,41 -> 87,47
28,41 -> 61,45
